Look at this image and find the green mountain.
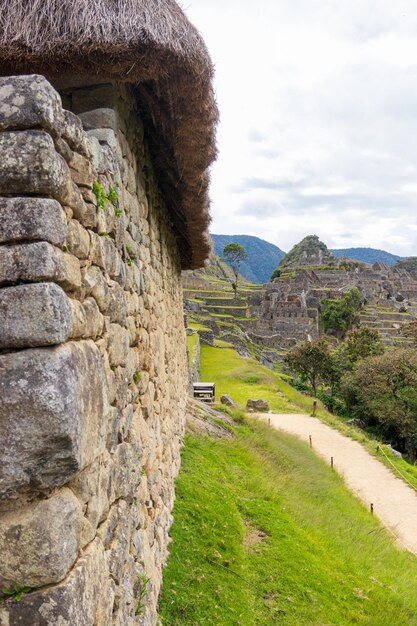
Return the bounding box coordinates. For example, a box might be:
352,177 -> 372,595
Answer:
212,234 -> 404,283
211,234 -> 285,283
331,248 -> 401,266
279,234 -> 337,269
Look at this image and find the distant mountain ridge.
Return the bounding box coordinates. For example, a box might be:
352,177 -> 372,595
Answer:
211,234 -> 285,283
211,234 -> 403,283
331,248 -> 401,266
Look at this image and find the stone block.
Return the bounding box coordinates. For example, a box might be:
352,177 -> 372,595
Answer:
54,136 -> 74,162
0,130 -> 68,197
0,539 -> 114,626
96,202 -> 116,236
89,231 -> 106,269
0,242 -> 81,290
108,442 -> 142,503
67,219 -> 91,259
0,74 -> 63,135
71,84 -> 116,114
62,109 -> 88,156
106,501 -> 132,584
68,452 -> 111,530
0,282 -> 73,349
220,394 -> 237,408
79,108 -> 118,131
87,128 -> 119,154
71,200 -> 97,230
70,297 -> 104,340
0,340 -> 108,499
0,197 -> 67,246
108,324 -> 130,367
69,151 -> 94,188
246,398 -> 270,412
0,488 -> 92,589
107,281 -> 128,324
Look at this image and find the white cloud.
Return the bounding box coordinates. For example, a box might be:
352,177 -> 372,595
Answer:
183,0 -> 417,255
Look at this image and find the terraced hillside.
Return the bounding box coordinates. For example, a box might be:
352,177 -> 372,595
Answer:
183,245 -> 417,376
359,304 -> 415,346
182,255 -> 287,367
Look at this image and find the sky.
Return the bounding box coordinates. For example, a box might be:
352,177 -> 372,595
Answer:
183,0 -> 417,255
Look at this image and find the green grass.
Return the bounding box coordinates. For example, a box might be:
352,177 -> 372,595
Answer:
159,420 -> 417,625
214,339 -> 235,348
205,305 -> 248,310
200,345 -> 417,494
187,333 -> 199,368
188,321 -> 211,332
200,346 -> 294,413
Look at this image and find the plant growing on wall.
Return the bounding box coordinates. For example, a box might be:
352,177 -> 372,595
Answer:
222,243 -> 248,298
2,586 -> 33,601
135,574 -> 150,616
93,181 -> 122,216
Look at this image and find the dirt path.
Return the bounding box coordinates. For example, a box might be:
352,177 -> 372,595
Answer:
263,413 -> 417,555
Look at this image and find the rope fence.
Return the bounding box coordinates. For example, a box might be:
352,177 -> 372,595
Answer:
376,444 -> 417,494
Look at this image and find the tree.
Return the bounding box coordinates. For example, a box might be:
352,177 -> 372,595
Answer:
270,268 -> 281,281
321,287 -> 364,337
222,243 -> 248,298
341,349 -> 417,455
400,321 -> 417,347
316,328 -> 385,413
284,340 -> 333,396
343,327 -> 385,365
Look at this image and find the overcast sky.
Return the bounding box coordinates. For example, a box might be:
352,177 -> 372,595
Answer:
183,0 -> 417,255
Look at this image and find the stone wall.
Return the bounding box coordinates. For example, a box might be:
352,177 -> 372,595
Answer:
0,75 -> 188,625
186,330 -> 201,385
249,263 -> 417,348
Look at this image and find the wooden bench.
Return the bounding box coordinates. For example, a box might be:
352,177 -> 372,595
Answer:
192,382 -> 215,403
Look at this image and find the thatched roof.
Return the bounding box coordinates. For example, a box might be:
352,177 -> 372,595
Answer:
0,0 -> 218,269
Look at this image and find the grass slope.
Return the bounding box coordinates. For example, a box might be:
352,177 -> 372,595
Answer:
159,420 -> 417,625
201,345 -> 417,492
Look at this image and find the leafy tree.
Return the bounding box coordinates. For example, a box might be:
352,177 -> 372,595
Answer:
341,349 -> 417,455
343,327 -> 385,365
318,328 -> 385,413
400,321 -> 417,347
321,287 -> 364,337
270,268 -> 281,281
222,243 -> 248,297
284,340 -> 333,396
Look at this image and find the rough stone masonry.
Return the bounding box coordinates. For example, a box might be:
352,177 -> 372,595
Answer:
0,75 -> 188,626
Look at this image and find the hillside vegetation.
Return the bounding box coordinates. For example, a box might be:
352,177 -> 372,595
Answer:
211,234 -> 285,283
159,345 -> 417,625
211,233 -> 404,283
332,247 -> 401,266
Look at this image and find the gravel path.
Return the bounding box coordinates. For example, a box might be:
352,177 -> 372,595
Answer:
264,413 -> 417,555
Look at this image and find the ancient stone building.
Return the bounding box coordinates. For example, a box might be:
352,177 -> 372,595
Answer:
249,263 -> 417,347
0,2 -> 217,625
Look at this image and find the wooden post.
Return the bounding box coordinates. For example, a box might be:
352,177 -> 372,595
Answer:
309,435 -> 312,448
370,503 -> 374,514
331,456 -> 334,469
268,418 -> 271,426
312,400 -> 317,417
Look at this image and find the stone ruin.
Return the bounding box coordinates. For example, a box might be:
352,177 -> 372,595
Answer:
0,2 -> 217,624
249,262 -> 417,348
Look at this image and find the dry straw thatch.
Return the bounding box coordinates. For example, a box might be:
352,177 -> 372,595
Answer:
0,0 -> 218,268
